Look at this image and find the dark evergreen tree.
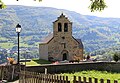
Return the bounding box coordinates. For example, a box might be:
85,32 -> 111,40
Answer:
113,53 -> 120,62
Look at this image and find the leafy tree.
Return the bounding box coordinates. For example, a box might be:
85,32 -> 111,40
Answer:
0,0 -> 107,12
89,0 -> 107,12
113,53 -> 120,62
0,0 -> 6,9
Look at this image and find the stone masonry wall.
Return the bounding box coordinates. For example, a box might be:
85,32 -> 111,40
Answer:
26,62 -> 120,74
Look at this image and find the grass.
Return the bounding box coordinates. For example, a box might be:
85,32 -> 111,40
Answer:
21,59 -> 51,66
23,60 -> 40,66
60,70 -> 120,83
32,59 -> 51,64
0,37 -> 7,40
0,42 -> 34,49
20,43 -> 31,47
0,42 -> 14,49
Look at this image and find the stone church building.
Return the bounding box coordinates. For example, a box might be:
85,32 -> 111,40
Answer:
39,14 -> 83,61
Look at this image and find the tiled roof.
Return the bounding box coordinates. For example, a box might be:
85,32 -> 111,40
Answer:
40,34 -> 53,43
40,34 -> 83,49
76,39 -> 84,49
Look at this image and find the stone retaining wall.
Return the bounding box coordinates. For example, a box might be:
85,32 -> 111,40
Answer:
26,62 -> 120,73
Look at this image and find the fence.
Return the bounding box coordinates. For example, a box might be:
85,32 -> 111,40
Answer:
0,66 -> 9,81
0,65 -> 119,83
0,65 -> 24,82
73,76 -> 118,83
19,71 -> 118,83
19,71 -> 70,83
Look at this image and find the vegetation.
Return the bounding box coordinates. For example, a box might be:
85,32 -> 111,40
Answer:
89,0 -> 107,12
0,5 -> 120,53
0,0 -> 6,9
22,60 -> 40,66
32,59 -> 51,64
60,70 -> 120,83
7,57 -> 16,64
21,59 -> 51,66
0,0 -> 107,12
0,43 -> 14,49
0,6 -> 120,62
113,52 -> 120,62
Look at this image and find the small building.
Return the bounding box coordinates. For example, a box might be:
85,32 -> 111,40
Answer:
39,14 -> 83,61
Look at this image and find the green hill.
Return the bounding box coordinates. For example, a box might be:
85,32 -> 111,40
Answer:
0,5 -> 120,52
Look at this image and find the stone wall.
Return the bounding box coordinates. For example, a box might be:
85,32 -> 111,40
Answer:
39,44 -> 48,60
26,62 -> 120,74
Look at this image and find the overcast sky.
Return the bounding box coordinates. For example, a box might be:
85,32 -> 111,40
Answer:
2,0 -> 120,18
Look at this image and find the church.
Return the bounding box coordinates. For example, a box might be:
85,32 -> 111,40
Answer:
39,14 -> 83,61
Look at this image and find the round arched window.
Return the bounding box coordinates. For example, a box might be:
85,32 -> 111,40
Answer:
58,23 -> 62,32
64,23 -> 68,32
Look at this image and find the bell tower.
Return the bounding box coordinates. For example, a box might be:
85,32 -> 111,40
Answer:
39,13 -> 83,61
53,13 -> 72,37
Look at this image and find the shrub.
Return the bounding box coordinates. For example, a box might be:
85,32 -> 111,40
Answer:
7,58 -> 16,64
113,53 -> 120,62
86,55 -> 91,60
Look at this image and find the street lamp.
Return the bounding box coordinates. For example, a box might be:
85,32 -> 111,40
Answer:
16,24 -> 22,64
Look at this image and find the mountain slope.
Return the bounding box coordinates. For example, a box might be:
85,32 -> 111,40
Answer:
0,5 -> 120,52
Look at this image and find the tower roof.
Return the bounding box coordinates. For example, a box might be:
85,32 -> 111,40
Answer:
53,13 -> 72,23
59,13 -> 65,18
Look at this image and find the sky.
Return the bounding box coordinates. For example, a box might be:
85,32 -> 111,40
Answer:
2,0 -> 120,18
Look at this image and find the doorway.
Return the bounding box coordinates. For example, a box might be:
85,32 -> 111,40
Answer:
63,53 -> 67,60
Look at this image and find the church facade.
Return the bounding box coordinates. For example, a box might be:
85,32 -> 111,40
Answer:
39,14 -> 83,61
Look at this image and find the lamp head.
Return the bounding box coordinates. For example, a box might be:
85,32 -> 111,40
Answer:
16,24 -> 21,33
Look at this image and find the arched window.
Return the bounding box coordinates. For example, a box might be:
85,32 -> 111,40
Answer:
58,23 -> 62,32
64,23 -> 68,32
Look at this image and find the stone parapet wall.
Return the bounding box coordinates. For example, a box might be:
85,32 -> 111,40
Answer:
26,62 -> 120,73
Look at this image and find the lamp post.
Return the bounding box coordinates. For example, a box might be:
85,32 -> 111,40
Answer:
16,24 -> 22,64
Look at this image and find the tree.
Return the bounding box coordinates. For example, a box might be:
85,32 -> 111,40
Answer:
86,55 -> 91,60
0,0 -> 6,9
89,0 -> 107,12
113,53 -> 120,62
0,0 -> 107,12
7,57 -> 16,64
